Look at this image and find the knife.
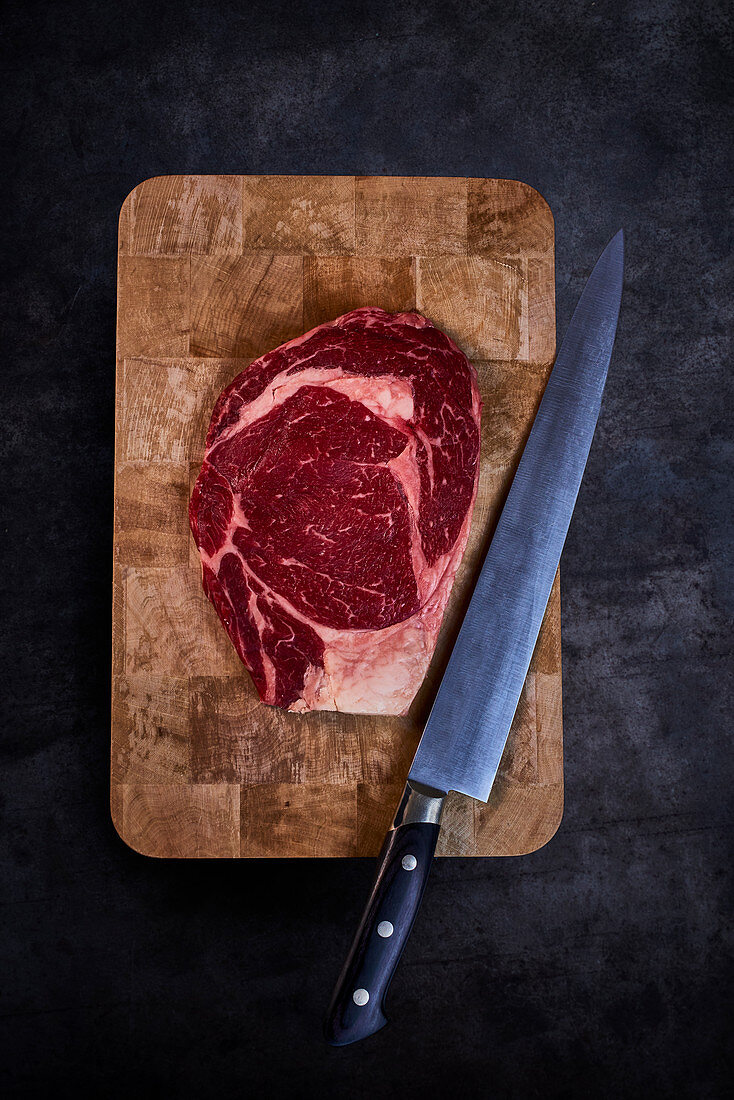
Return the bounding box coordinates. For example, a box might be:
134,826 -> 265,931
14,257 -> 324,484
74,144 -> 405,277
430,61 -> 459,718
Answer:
323,230 -> 624,1046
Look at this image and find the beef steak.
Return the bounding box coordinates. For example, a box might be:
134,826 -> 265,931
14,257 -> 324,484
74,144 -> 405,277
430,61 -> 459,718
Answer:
190,307 -> 481,714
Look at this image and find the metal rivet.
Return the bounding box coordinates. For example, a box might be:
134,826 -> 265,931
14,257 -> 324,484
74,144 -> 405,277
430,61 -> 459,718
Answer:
352,988 -> 369,1006
402,854 -> 417,871
377,921 -> 394,938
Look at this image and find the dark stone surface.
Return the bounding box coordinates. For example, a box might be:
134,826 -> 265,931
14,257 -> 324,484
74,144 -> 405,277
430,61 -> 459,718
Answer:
1,1 -> 732,1095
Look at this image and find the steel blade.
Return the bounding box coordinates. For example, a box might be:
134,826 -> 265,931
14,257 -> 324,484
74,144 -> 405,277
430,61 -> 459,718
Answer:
409,231 -> 624,802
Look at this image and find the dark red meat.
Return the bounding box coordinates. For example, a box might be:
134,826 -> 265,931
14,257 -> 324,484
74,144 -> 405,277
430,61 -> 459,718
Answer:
190,307 -> 481,714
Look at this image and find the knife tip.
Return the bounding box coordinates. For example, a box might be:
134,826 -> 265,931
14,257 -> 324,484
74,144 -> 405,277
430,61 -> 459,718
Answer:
603,229 -> 625,269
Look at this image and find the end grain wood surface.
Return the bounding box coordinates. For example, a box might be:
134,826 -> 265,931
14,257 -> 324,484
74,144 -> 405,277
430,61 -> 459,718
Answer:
112,175 -> 561,859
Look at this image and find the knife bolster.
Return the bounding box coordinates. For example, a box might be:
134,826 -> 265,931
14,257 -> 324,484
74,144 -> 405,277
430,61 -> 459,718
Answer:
393,779 -> 446,828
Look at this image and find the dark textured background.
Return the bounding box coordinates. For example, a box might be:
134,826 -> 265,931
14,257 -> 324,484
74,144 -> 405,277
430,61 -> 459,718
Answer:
2,1 -> 732,1096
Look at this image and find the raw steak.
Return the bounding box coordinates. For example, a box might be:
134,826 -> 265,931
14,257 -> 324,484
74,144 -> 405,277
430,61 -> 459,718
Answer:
190,307 -> 481,715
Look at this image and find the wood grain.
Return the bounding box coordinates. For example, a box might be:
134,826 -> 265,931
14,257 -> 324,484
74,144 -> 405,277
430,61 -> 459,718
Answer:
418,255 -> 526,360
303,257 -> 416,330
190,253 -> 303,358
241,785 -> 357,858
113,175 -> 560,859
355,176 -> 467,256
125,175 -> 243,257
243,175 -> 355,254
116,257 -> 189,357
116,784 -> 240,858
467,178 -> 554,258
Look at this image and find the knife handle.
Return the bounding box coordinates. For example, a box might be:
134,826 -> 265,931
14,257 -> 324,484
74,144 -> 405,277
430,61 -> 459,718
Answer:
324,781 -> 445,1047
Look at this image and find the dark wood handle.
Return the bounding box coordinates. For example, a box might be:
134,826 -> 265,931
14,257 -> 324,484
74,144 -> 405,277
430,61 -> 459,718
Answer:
324,815 -> 440,1046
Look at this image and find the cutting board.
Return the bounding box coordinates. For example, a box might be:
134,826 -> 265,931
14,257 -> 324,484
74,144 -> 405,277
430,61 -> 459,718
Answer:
112,175 -> 562,858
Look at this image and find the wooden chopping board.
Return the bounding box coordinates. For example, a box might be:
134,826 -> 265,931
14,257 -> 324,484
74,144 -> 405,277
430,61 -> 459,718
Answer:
112,175 -> 562,859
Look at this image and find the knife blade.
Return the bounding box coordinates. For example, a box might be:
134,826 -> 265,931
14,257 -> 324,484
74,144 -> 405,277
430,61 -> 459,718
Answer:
324,230 -> 624,1046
